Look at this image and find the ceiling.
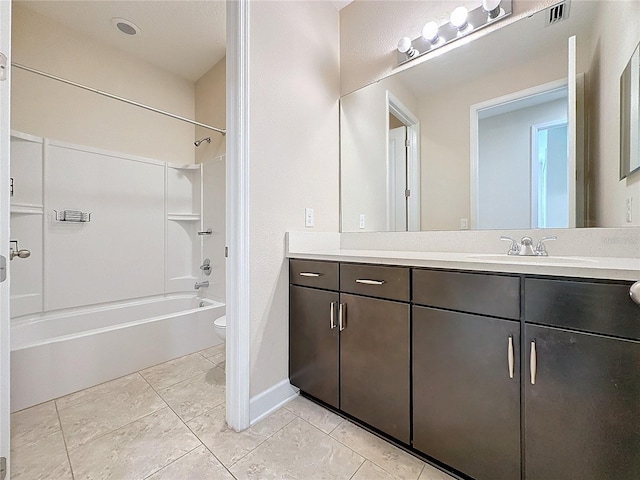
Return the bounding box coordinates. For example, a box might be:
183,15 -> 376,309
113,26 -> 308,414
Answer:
17,0 -> 226,83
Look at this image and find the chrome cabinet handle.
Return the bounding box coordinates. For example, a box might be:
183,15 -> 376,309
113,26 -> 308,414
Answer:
299,272 -> 323,277
530,341 -> 537,385
630,281 -> 640,306
338,303 -> 346,331
508,336 -> 514,379
355,279 -> 386,285
330,302 -> 336,329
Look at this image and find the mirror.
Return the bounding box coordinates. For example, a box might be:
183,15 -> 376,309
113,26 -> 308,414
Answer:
620,41 -> 640,179
341,1 -> 636,232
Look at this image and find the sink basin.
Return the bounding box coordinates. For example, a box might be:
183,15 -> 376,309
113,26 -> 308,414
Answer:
466,254 -> 599,265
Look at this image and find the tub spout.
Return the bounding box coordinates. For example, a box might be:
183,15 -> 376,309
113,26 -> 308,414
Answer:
194,281 -> 209,290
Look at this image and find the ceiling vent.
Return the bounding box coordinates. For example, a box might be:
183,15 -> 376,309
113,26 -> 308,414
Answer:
545,1 -> 570,26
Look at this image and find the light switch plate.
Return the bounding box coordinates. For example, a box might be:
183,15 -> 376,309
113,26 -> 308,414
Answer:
359,214 -> 365,229
626,198 -> 633,223
305,208 -> 314,227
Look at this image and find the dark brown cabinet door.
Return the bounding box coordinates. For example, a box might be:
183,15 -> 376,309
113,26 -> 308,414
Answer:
413,306 -> 521,480
525,325 -> 640,480
340,293 -> 410,443
289,285 -> 339,408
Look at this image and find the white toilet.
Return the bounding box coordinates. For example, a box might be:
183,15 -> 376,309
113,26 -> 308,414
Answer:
213,315 -> 226,341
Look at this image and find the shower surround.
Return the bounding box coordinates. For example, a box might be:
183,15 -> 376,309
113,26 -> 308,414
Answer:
9,130 -> 225,411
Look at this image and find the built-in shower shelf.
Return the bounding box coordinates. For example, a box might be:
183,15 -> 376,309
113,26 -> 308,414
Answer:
167,213 -> 201,222
169,164 -> 201,171
10,203 -> 44,215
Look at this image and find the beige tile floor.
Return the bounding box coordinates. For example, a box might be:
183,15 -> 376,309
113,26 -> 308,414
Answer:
10,345 -> 456,480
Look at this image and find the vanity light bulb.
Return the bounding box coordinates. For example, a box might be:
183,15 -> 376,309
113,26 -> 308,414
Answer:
450,6 -> 469,31
422,21 -> 439,44
397,37 -> 418,58
482,0 -> 502,19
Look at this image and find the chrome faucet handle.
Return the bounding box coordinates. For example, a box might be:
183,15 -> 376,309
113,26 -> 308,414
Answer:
500,236 -> 520,255
534,236 -> 557,256
519,237 -> 535,256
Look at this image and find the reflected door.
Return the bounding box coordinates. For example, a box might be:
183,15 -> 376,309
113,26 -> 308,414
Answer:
388,126 -> 408,231
532,122 -> 568,228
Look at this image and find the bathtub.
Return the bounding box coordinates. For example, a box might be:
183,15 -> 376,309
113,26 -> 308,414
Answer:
10,294 -> 224,412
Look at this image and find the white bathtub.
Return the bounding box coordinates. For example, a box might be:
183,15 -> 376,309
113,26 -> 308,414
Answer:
10,294 -> 224,412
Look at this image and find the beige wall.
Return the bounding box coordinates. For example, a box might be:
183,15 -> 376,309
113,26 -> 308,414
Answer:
11,4 -> 195,164
195,57 -> 226,163
340,0 -> 554,95
249,1 -> 340,396
587,0 -> 640,227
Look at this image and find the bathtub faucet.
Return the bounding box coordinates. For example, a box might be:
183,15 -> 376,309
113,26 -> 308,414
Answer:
194,281 -> 209,290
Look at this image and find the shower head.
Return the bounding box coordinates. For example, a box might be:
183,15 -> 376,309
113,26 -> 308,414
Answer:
194,137 -> 211,147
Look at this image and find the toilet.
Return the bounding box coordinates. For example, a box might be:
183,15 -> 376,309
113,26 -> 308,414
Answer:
213,315 -> 226,341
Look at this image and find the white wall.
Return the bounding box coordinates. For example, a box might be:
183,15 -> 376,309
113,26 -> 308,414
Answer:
587,0 -> 640,226
248,1 -> 340,397
11,4 -> 196,164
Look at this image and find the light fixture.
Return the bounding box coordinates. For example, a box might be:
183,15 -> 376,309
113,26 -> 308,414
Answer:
111,17 -> 141,36
483,0 -> 502,19
397,37 -> 418,59
421,21 -> 439,44
450,6 -> 469,31
395,0 -> 512,66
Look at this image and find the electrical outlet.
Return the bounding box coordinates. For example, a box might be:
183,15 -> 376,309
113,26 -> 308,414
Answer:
460,218 -> 469,230
305,208 -> 314,227
359,214 -> 365,229
626,197 -> 633,223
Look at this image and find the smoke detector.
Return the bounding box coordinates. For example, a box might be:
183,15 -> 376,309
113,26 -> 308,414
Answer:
111,18 -> 141,36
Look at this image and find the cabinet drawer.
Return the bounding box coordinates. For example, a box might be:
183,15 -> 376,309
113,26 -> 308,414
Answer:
290,260 -> 338,290
525,278 -> 640,340
340,264 -> 409,302
413,269 -> 520,320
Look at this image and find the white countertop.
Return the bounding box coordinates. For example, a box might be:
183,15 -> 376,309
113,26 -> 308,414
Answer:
286,249 -> 640,281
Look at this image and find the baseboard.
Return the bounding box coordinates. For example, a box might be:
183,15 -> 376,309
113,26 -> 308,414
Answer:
249,379 -> 299,425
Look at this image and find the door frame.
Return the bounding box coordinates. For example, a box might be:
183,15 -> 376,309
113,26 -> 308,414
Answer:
469,78 -> 568,229
0,0 -> 12,474
386,91 -> 420,231
225,0 -> 251,431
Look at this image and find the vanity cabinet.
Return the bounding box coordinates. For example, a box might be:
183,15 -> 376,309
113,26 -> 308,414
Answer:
523,278 -> 640,480
412,270 -> 521,480
289,259 -> 640,480
289,260 -> 411,442
339,263 -> 411,443
289,260 -> 340,408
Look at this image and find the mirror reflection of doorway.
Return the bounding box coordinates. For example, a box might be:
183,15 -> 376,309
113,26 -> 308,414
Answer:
473,84 -> 570,230
532,121 -> 569,228
387,91 -> 420,232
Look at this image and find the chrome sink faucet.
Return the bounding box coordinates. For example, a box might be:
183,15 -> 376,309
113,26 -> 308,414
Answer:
500,236 -> 557,256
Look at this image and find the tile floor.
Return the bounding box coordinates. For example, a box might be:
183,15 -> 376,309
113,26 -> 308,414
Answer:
10,345 -> 456,480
